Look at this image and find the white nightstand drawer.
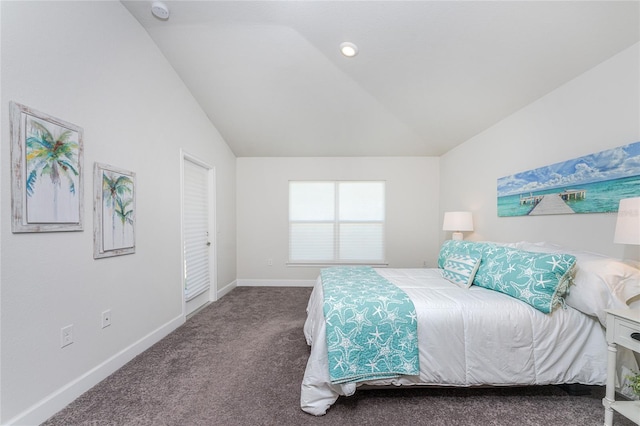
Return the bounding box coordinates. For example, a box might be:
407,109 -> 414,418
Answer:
605,309 -> 640,426
613,318 -> 640,353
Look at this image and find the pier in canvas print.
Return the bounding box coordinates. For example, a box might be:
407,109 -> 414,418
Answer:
497,141 -> 640,217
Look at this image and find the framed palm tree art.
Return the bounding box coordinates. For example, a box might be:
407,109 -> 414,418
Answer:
10,102 -> 84,232
93,163 -> 136,259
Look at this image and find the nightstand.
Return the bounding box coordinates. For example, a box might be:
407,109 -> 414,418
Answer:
603,309 -> 640,425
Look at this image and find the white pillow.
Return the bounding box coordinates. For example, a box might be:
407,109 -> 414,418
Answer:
442,254 -> 482,288
515,241 -> 640,324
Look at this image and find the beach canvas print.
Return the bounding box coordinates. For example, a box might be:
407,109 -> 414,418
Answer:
497,141 -> 640,217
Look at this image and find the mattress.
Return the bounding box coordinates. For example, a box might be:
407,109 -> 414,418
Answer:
300,268 -> 608,416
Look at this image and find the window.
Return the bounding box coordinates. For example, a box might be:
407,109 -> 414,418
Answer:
289,181 -> 385,265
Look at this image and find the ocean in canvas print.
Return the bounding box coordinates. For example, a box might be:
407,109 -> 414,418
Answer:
497,141 -> 640,217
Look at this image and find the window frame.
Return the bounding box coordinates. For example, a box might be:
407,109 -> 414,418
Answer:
287,180 -> 387,267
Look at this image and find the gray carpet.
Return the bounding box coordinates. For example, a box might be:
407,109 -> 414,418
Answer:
43,286 -> 634,426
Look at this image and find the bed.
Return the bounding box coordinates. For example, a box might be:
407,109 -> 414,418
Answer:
300,241 -> 640,416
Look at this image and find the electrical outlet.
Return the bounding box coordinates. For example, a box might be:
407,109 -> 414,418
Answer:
102,310 -> 112,328
61,325 -> 73,348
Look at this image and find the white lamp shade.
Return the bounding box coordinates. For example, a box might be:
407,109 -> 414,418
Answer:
442,211 -> 474,232
614,197 -> 640,245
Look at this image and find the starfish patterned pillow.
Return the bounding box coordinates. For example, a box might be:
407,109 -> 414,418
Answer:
437,240 -> 487,269
473,246 -> 576,313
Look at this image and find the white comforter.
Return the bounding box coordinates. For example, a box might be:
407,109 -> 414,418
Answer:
301,268 -> 608,416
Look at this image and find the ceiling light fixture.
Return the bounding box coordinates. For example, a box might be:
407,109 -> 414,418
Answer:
340,42 -> 359,58
151,1 -> 170,20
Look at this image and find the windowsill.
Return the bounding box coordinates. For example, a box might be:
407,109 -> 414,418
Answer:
286,262 -> 389,268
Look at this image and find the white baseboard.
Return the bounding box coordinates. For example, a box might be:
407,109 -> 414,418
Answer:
237,279 -> 315,287
6,314 -> 185,426
217,279 -> 237,299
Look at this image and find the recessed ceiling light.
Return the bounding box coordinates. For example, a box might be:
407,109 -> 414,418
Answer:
340,42 -> 358,58
151,1 -> 170,20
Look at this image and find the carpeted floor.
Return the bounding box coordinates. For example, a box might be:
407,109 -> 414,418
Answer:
43,286 -> 634,426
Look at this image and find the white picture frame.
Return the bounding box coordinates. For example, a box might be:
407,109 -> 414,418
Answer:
93,162 -> 136,259
10,101 -> 84,233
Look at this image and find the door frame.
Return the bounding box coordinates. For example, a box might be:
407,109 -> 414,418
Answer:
180,150 -> 217,317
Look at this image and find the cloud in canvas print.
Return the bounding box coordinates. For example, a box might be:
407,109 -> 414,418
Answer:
25,114 -> 80,224
102,170 -> 134,250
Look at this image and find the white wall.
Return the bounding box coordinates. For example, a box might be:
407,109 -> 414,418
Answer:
236,157 -> 439,282
440,43 -> 640,261
0,2 -> 236,424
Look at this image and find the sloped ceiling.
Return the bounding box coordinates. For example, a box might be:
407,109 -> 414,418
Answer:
122,1 -> 640,157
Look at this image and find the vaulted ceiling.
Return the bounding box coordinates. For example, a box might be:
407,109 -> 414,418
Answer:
122,1 -> 640,157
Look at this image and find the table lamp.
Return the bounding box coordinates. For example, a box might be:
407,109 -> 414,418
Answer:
614,197 -> 640,246
443,211 -> 474,241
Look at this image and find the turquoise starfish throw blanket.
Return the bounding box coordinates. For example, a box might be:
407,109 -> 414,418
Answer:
321,267 -> 420,384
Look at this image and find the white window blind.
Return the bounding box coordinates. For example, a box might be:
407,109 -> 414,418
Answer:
183,160 -> 210,301
289,181 -> 385,264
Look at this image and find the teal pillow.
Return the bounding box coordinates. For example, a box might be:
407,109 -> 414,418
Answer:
442,254 -> 482,288
437,240 -> 487,269
473,246 -> 576,314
